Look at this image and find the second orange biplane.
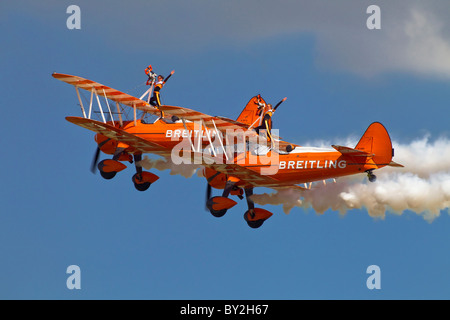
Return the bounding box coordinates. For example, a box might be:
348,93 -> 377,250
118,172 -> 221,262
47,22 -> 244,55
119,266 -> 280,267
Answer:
53,71 -> 403,228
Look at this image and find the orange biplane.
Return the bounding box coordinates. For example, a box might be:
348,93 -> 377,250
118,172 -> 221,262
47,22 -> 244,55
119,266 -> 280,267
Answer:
53,72 -> 403,228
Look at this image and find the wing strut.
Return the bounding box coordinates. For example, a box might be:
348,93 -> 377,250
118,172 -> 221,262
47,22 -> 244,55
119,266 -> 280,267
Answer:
115,101 -> 123,127
202,119 -> 216,157
181,118 -> 197,152
94,90 -> 106,123
88,87 -> 94,119
75,87 -> 87,118
211,119 -> 229,161
102,88 -> 114,126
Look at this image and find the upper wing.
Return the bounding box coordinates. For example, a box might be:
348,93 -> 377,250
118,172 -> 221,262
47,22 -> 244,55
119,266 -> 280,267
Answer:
158,105 -> 251,133
53,72 -> 160,115
159,105 -> 298,153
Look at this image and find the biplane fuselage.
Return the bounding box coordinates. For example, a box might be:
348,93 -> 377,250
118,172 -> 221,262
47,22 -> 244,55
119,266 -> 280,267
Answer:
56,72 -> 403,228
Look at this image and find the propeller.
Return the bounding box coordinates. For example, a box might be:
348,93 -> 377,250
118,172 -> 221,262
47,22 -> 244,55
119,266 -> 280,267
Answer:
90,137 -> 112,174
91,147 -> 101,174
205,183 -> 212,211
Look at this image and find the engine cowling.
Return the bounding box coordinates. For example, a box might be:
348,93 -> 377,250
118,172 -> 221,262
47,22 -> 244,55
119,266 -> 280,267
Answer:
95,134 -> 132,162
203,167 -> 243,196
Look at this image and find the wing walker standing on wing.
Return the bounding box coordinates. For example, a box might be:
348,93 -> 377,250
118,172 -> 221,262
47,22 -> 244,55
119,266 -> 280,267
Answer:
145,65 -> 175,119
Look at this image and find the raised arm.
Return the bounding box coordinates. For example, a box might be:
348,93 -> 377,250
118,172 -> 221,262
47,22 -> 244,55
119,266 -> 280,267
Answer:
163,70 -> 175,84
273,97 -> 287,111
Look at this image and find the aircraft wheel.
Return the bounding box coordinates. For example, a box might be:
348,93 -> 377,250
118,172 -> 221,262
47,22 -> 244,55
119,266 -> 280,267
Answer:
209,208 -> 227,218
243,211 -> 265,229
134,181 -> 151,191
100,170 -> 117,180
367,171 -> 377,183
132,173 -> 151,191
246,219 -> 265,229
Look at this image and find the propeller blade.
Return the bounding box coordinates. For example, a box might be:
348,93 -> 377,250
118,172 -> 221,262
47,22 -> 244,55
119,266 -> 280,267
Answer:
205,183 -> 212,211
91,147 -> 101,174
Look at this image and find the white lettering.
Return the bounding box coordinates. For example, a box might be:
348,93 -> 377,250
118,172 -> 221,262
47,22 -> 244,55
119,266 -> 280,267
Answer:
180,304 -> 214,317
278,159 -> 347,170
288,161 -> 295,169
366,265 -> 381,289
66,5 -> 81,30
366,5 -> 381,30
66,265 -> 81,289
338,160 -> 347,169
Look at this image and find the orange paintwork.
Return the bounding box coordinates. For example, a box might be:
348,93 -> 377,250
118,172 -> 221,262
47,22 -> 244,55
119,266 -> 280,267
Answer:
356,122 -> 393,166
133,171 -> 159,184
95,134 -> 117,155
98,159 -> 127,173
203,167 -> 227,189
230,188 -> 243,197
209,197 -> 238,211
246,208 -> 273,222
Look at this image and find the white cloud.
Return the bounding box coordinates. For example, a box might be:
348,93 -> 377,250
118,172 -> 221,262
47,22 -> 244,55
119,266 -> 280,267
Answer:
12,0 -> 450,79
105,0 -> 450,79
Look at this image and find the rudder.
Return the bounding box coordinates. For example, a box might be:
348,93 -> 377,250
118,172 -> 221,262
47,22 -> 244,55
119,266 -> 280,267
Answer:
236,95 -> 268,127
355,122 -> 393,167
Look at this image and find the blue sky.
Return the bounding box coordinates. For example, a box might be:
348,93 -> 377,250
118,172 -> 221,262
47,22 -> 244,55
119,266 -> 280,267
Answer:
1,0 -> 450,299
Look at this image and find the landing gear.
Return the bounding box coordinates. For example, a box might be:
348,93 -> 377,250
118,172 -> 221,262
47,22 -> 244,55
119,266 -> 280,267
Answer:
96,147 -> 132,179
132,173 -> 151,191
243,188 -> 273,229
132,153 -> 159,191
244,212 -> 265,229
206,201 -> 229,218
97,159 -> 127,179
366,169 -> 377,183
206,179 -> 238,217
205,183 -> 273,228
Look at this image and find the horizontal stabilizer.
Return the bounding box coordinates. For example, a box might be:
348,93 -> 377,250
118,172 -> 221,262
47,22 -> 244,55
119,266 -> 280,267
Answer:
388,161 -> 404,168
272,185 -> 308,192
332,145 -> 373,157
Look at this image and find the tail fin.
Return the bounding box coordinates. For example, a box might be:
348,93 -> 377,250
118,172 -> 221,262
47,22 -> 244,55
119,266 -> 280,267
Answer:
236,95 -> 267,127
355,122 -> 399,168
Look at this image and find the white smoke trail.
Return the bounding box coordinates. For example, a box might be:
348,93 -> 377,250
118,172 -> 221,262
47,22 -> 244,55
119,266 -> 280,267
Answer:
251,136 -> 450,222
136,155 -> 201,178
